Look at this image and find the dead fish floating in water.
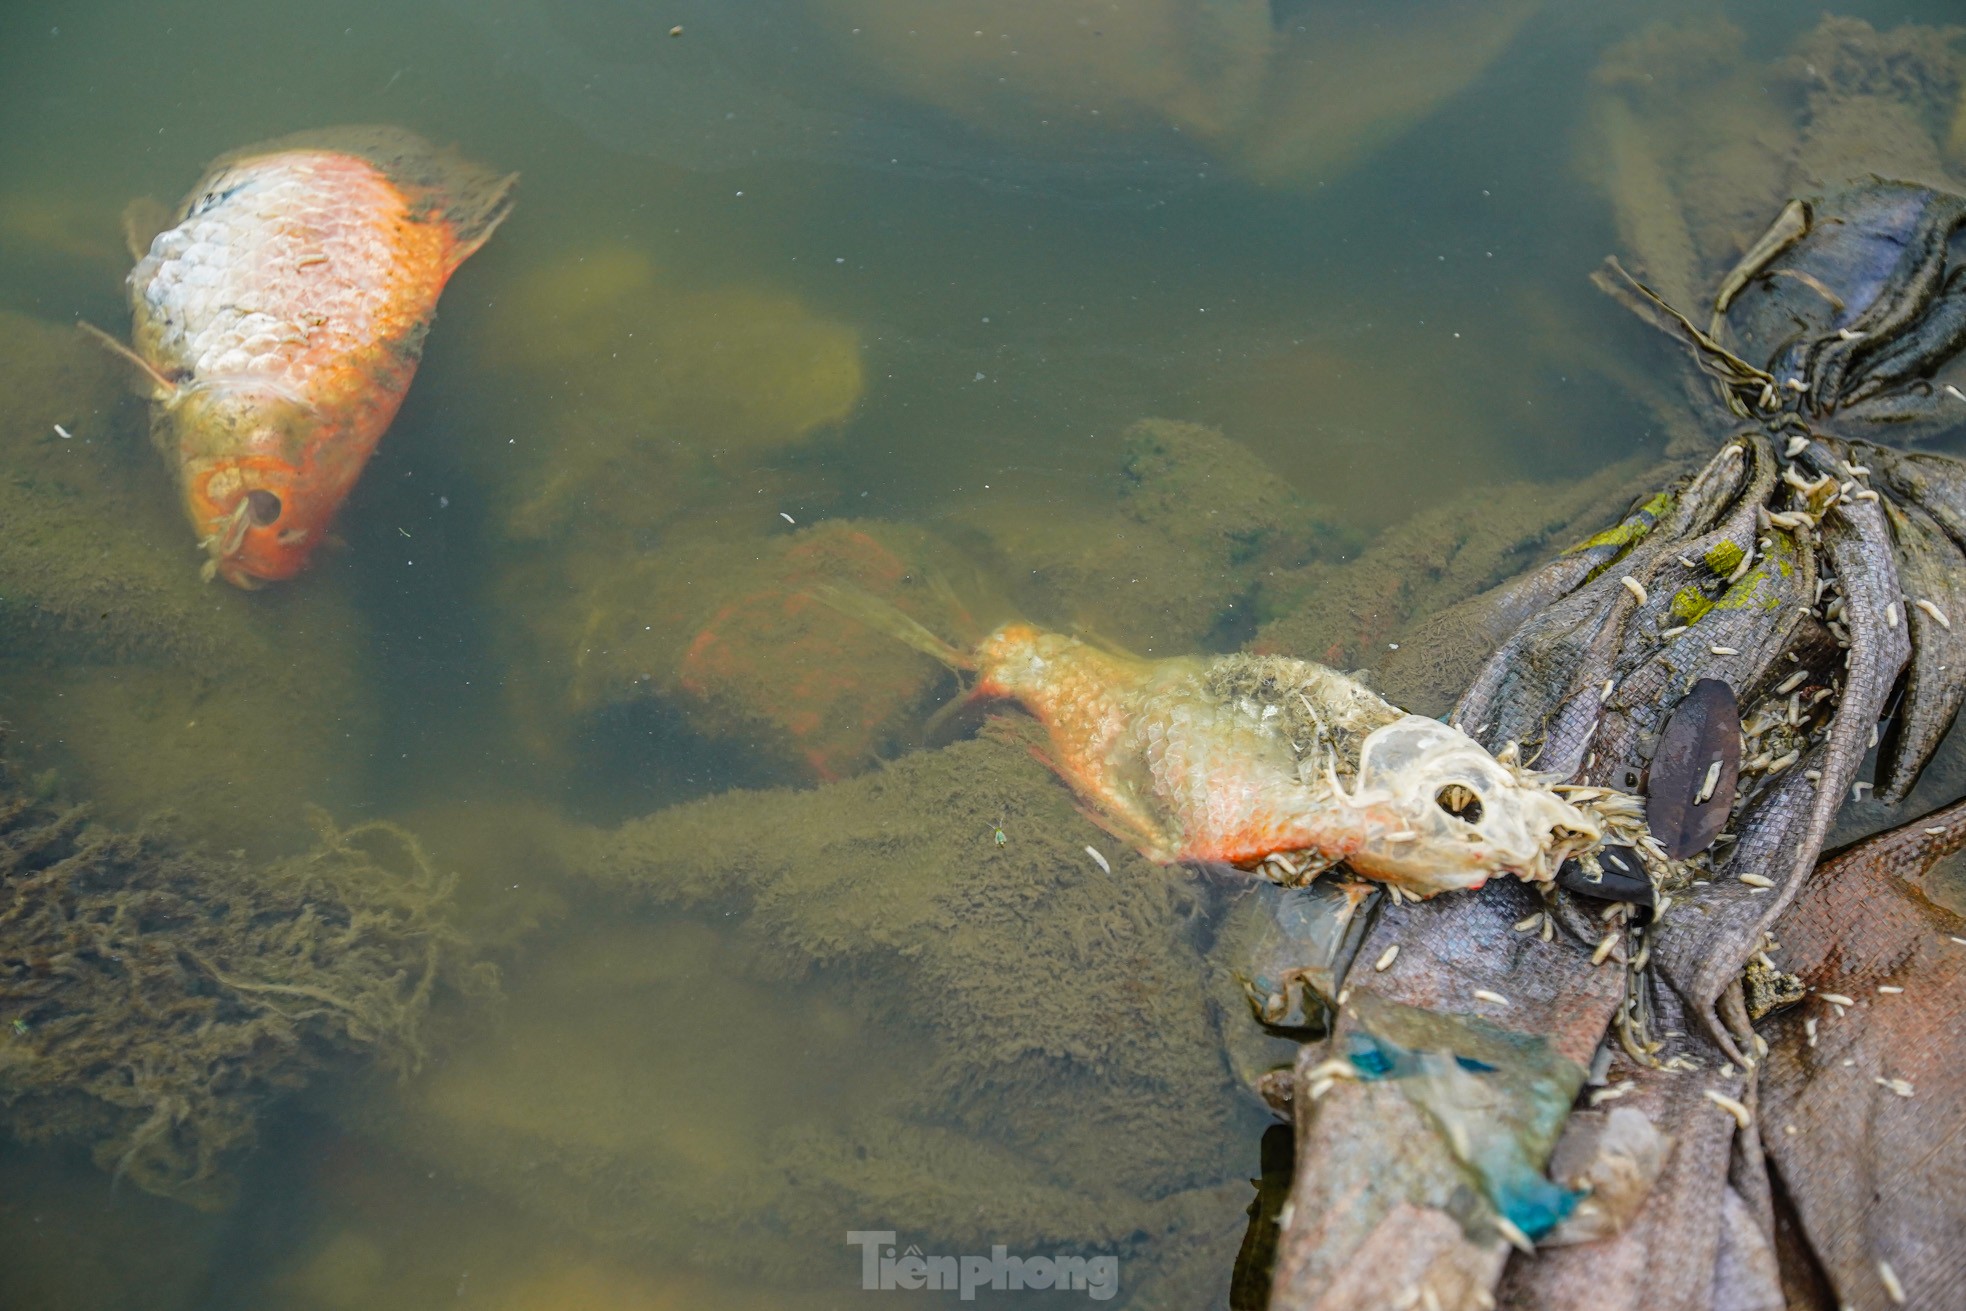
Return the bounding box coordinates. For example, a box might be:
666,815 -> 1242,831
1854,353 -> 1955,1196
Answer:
817,587 -> 1601,899
86,127 -> 515,587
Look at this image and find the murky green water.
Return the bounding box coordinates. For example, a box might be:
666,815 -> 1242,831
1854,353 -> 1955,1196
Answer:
1,1 -> 1962,1307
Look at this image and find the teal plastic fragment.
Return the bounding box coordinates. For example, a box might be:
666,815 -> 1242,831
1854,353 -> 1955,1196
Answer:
1343,1014 -> 1583,1240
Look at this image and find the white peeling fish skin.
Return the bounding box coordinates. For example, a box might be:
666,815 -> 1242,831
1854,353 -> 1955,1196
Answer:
131,152 -> 404,396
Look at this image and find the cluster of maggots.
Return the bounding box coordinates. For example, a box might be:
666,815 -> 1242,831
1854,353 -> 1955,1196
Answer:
1558,439 -> 1911,1068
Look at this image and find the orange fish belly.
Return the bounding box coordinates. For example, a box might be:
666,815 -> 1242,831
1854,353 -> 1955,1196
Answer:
125,127 -> 514,587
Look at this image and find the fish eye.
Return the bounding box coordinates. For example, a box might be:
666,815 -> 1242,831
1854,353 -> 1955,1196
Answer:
245,489 -> 283,525
1435,784 -> 1483,824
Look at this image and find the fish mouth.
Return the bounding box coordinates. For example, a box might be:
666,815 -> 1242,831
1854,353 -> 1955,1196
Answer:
185,461 -> 310,587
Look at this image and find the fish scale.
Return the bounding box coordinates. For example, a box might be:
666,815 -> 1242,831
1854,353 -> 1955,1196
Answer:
111,127 -> 514,587
137,157 -> 413,389
1134,689 -> 1320,863
980,629 -> 1343,863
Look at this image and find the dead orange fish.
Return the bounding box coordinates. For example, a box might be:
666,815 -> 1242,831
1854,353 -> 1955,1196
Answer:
819,588 -> 1602,897
88,127 -> 514,587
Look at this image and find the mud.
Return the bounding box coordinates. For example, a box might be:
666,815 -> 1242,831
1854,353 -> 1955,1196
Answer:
343,731 -> 1254,1298
0,771 -> 492,1207
249,1131 -> 844,1311
0,310 -> 378,852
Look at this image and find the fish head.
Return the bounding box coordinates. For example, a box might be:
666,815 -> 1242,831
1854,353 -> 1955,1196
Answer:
1343,716 -> 1603,898
162,383 -> 338,588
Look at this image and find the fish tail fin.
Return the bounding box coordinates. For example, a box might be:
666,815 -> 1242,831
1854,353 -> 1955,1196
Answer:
76,321 -> 180,401
809,583 -> 976,671
444,170 -> 518,271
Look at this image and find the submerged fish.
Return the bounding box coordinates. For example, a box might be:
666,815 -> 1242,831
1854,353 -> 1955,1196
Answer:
93,127 -> 515,587
822,591 -> 1601,897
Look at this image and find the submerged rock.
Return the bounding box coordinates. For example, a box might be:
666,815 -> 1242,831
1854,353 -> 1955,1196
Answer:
345,733 -> 1254,1297
952,418 -> 1347,654
817,0 -> 1544,188
452,0 -> 1538,194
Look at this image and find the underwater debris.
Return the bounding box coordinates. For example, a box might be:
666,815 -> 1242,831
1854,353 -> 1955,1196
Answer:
1219,877 -> 1379,1033
1602,179 -> 1966,447
1759,796 -> 1966,1309
1267,885 -> 1624,1309
1537,1104 -> 1671,1247
1262,192 -> 1966,1294
1444,434 -> 1898,1050
1645,677 -> 1740,860
0,776 -> 492,1206
1583,15 -> 1966,325
1267,148 -> 1966,1304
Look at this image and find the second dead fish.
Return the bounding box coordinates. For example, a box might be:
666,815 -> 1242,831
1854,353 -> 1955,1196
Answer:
819,588 -> 1601,898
